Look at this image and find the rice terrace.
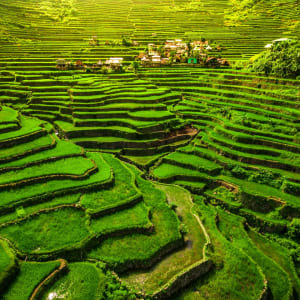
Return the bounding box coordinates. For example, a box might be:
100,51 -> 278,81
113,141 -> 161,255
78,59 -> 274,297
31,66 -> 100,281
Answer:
0,0 -> 300,299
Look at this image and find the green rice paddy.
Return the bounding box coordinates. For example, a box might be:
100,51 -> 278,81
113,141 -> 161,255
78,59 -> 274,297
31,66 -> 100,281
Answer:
0,0 -> 299,299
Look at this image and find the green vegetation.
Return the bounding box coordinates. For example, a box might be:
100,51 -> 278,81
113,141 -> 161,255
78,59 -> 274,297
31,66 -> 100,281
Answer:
217,209 -> 293,299
0,208 -> 90,253
42,262 -> 136,300
3,261 -> 60,300
249,39 -> 300,78
88,166 -> 182,269
174,198 -> 265,299
81,153 -> 140,214
0,0 -> 299,299
0,240 -> 18,292
90,202 -> 151,234
120,183 -> 208,295
42,262 -> 107,300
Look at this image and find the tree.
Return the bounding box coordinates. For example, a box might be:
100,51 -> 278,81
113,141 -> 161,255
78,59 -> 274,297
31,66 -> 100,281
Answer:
169,50 -> 176,63
187,40 -> 192,54
248,39 -> 300,78
158,45 -> 164,56
122,36 -> 132,47
131,61 -> 140,73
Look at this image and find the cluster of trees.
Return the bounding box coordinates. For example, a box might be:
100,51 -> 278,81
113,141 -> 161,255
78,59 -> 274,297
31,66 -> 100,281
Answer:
103,270 -> 136,300
248,39 -> 300,78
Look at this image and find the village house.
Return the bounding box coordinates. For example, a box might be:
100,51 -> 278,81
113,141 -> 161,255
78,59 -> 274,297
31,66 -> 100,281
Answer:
165,40 -> 176,47
188,57 -> 197,64
141,56 -> 150,67
148,43 -> 158,56
175,39 -> 187,49
272,38 -> 291,43
137,52 -> 151,66
164,39 -> 188,57
89,36 -> 99,46
218,58 -> 229,66
75,60 -> 84,69
92,59 -> 103,70
192,40 -> 209,46
137,38 -> 226,67
55,56 -> 126,73
205,57 -> 218,67
161,57 -> 169,65
137,52 -> 147,60
165,40 -> 177,53
192,40 -> 209,52
56,59 -> 69,70
105,57 -> 123,70
151,55 -> 161,66
193,45 -> 201,52
176,45 -> 188,55
265,38 -> 292,49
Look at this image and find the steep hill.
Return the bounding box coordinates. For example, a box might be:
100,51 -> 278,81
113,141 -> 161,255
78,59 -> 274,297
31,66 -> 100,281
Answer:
0,1 -> 299,299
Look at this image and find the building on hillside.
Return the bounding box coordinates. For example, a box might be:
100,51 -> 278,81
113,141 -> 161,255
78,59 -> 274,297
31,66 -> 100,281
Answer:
141,56 -> 151,67
137,52 -> 146,60
218,58 -> 230,66
161,57 -> 170,65
165,40 -> 177,52
176,44 -> 188,55
89,36 -> 99,46
92,60 -> 103,70
175,39 -> 187,48
105,57 -> 123,70
151,55 -> 161,66
75,60 -> 84,69
193,40 -> 208,46
205,57 -> 219,67
164,39 -> 188,57
56,59 -> 68,70
272,38 -> 291,43
188,57 -> 197,64
165,40 -> 176,47
148,43 -> 158,56
192,40 -> 209,51
136,38 -> 227,68
192,40 -> 201,46
204,57 -> 229,67
193,45 -> 202,52
264,38 -> 292,50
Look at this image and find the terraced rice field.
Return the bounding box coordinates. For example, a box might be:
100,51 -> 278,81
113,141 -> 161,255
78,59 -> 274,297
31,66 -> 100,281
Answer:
0,0 -> 299,299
